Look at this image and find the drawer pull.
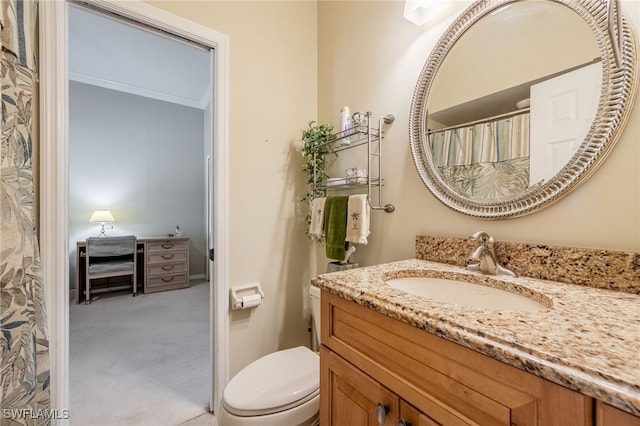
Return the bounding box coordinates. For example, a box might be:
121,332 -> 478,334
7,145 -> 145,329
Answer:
161,244 -> 174,249
161,254 -> 175,260
376,403 -> 389,425
161,266 -> 175,271
398,420 -> 411,426
161,277 -> 175,282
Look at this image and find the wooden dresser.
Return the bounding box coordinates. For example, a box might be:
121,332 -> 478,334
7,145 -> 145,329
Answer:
144,237 -> 190,294
75,236 -> 190,303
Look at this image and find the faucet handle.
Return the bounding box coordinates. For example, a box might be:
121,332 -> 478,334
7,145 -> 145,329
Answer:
469,231 -> 494,245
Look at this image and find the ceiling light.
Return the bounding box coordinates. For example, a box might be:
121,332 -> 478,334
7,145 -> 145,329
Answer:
404,0 -> 451,26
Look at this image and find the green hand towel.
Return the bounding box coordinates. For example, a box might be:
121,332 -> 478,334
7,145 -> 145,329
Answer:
324,196 -> 349,260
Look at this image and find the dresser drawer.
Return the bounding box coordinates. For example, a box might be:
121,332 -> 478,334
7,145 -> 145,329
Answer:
147,251 -> 187,265
146,240 -> 188,253
146,272 -> 189,291
147,262 -> 187,277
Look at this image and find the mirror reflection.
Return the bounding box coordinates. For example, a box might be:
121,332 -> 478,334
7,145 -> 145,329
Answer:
425,0 -> 601,202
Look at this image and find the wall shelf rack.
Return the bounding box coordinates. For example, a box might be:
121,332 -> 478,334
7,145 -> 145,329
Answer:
310,111 -> 395,213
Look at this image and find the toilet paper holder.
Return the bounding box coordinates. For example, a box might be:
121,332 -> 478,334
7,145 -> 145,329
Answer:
230,282 -> 265,310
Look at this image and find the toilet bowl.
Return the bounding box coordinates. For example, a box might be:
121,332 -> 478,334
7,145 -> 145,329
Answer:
218,285 -> 321,426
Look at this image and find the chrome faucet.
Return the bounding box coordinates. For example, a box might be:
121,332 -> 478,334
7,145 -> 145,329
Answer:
466,231 -> 516,277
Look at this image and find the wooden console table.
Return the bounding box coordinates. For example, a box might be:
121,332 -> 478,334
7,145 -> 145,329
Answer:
76,236 -> 190,304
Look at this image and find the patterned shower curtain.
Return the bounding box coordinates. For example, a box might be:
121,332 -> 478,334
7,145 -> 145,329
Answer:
430,112 -> 530,167
1,1 -> 51,424
429,112 -> 531,201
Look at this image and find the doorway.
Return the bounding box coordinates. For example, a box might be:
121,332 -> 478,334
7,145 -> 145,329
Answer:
39,1 -> 230,421
67,3 -> 210,423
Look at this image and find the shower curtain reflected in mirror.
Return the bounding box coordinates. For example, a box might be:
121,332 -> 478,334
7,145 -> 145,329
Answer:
429,112 -> 530,201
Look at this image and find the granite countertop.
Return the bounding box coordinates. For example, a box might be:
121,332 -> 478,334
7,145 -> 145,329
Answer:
312,259 -> 640,416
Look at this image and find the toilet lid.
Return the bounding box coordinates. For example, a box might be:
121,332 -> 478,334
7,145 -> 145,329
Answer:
223,346 -> 319,416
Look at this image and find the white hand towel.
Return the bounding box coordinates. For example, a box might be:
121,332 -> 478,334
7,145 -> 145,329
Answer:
346,194 -> 370,244
309,197 -> 326,237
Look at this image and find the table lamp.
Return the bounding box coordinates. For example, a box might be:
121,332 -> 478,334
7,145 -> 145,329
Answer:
89,210 -> 115,237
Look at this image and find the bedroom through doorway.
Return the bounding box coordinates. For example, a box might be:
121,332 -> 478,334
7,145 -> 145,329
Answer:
67,3 -> 214,423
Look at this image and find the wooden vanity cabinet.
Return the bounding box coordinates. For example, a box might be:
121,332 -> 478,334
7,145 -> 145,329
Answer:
320,290 -> 593,426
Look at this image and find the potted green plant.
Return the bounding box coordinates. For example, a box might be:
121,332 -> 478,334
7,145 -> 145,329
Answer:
300,121 -> 336,241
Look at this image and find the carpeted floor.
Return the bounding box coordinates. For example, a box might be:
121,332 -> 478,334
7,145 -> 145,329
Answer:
69,280 -> 214,426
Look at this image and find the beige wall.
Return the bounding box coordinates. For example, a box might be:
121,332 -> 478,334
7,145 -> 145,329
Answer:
147,0 -> 640,379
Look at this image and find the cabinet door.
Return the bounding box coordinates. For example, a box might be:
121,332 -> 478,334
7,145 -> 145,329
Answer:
321,346 -> 398,426
399,400 -> 441,426
596,401 -> 640,426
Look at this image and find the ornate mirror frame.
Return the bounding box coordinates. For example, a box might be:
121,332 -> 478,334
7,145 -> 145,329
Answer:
409,0 -> 638,219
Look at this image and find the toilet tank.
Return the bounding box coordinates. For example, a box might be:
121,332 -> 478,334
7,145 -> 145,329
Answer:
310,285 -> 321,345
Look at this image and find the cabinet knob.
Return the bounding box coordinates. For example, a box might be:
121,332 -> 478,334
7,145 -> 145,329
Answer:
376,403 -> 389,425
398,420 -> 411,426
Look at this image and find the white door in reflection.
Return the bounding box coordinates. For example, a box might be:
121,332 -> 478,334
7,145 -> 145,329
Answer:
529,61 -> 602,186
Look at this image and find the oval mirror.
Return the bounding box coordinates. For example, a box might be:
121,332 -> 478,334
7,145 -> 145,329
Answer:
409,0 -> 637,218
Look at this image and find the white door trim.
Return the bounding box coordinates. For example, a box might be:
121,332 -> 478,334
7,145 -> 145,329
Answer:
39,1 -> 230,421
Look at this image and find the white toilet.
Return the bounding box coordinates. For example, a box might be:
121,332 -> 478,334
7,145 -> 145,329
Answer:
218,285 -> 322,426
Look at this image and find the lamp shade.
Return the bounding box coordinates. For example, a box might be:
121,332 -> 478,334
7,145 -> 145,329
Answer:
89,210 -> 115,223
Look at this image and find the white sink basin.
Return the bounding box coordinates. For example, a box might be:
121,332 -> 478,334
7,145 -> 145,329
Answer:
385,276 -> 548,312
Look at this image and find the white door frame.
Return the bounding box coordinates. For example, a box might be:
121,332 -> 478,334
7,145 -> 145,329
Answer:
39,1 -> 230,421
